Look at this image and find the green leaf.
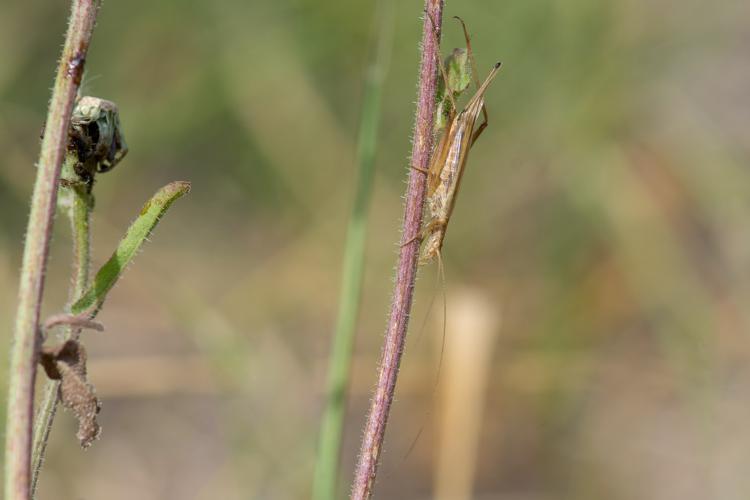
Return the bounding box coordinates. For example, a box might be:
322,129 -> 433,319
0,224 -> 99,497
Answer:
445,47 -> 471,95
434,48 -> 472,133
71,181 -> 190,316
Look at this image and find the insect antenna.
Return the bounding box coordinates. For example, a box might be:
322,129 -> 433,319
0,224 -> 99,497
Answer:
435,249 -> 448,386
403,251 -> 449,460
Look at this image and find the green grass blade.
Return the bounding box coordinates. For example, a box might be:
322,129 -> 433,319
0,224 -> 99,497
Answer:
71,181 -> 190,317
312,2 -> 394,499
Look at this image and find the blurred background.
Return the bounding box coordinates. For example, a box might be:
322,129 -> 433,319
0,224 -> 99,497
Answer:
2,0 -> 750,498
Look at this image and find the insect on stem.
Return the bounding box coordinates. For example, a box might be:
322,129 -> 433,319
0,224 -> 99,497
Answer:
400,16 -> 502,461
418,17 -> 502,266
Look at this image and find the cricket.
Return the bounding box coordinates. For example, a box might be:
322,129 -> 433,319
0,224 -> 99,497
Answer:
401,18 -> 503,457
413,15 -> 502,267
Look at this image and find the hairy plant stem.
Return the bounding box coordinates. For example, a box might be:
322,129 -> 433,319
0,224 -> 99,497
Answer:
4,1 -> 101,498
350,1 -> 444,498
30,158 -> 92,497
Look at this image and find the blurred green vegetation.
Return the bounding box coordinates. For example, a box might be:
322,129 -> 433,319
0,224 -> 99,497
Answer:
2,0 -> 750,498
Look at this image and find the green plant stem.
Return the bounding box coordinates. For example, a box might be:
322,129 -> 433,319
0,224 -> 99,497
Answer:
350,1 -> 444,498
312,2 -> 394,499
30,158 -> 92,497
4,1 -> 101,499
29,180 -> 188,496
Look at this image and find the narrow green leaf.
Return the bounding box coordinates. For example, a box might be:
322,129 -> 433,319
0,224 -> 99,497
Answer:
71,181 -> 190,316
312,1 -> 393,498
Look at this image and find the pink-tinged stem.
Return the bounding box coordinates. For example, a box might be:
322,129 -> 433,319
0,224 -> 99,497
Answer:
350,1 -> 444,498
5,1 -> 101,499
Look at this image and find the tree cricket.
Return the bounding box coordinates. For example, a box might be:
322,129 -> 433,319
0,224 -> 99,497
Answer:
410,16 -> 502,267
416,12 -> 501,408
404,13 -> 500,457
400,19 -> 502,457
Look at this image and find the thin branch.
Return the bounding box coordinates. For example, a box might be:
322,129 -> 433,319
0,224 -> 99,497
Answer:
313,1 -> 394,498
4,1 -> 101,498
350,1 -> 444,498
43,314 -> 102,334
31,156 -> 94,497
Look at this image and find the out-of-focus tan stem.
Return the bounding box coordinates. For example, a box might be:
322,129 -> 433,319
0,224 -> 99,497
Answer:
434,288 -> 500,500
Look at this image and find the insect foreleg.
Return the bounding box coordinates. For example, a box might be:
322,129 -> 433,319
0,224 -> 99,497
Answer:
401,231 -> 423,248
471,116 -> 488,146
401,218 -> 448,248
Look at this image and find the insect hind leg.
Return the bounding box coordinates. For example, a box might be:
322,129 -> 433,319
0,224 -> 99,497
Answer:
453,17 -> 483,94
400,218 -> 447,249
410,164 -> 430,175
424,11 -> 459,113
453,16 -> 490,144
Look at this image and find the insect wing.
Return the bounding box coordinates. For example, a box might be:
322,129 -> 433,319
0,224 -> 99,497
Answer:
427,113 -> 457,195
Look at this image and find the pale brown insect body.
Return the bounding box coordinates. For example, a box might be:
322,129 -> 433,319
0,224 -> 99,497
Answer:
419,59 -> 501,265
